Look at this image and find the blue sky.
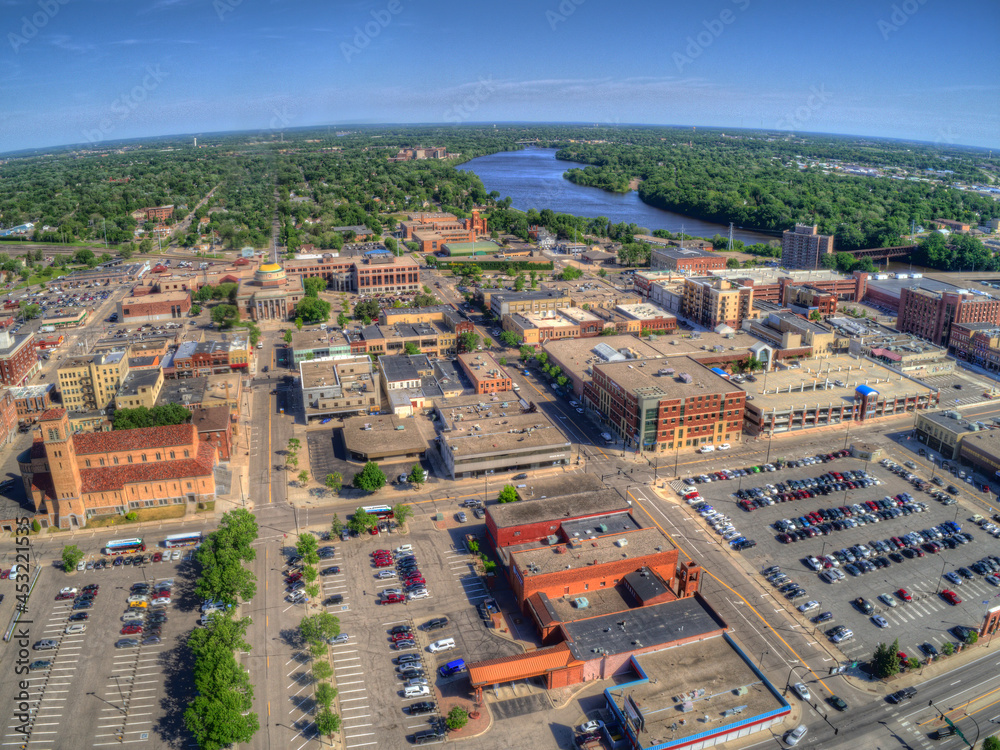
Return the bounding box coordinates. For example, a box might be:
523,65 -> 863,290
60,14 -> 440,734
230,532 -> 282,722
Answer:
1,0 -> 997,152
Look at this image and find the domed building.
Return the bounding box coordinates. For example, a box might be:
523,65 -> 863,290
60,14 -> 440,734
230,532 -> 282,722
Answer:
235,259 -> 303,321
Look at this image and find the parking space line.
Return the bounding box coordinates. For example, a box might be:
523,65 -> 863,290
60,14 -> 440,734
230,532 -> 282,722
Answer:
338,688 -> 368,694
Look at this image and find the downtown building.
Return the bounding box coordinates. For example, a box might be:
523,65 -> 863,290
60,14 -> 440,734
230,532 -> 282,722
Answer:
780,224 -> 834,269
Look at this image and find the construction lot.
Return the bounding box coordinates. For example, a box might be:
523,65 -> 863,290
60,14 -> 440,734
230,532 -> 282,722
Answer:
0,553 -> 196,748
681,456 -> 1000,668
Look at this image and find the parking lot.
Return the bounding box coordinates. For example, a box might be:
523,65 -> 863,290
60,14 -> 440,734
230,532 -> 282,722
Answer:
0,546 -> 196,749
277,520 -> 520,749
678,452 -> 1000,668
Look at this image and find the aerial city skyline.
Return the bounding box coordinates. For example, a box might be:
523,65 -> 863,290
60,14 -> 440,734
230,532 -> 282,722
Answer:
0,0 -> 997,153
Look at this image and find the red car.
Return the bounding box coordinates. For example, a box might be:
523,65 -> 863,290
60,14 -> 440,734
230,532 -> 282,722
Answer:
152,553 -> 162,563
55,592 -> 75,601
374,559 -> 395,568
121,624 -> 143,635
381,593 -> 405,604
942,589 -> 962,606
896,588 -> 912,602
373,550 -> 392,557
405,577 -> 426,587
285,573 -> 303,583
391,632 -> 413,641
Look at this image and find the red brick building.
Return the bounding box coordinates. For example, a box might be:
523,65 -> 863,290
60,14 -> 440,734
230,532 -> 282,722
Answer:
0,389 -> 17,448
136,205 -> 174,222
586,356 -> 745,453
191,406 -> 233,461
651,246 -> 727,274
0,331 -> 40,387
117,291 -> 191,323
354,255 -> 421,295
486,491 -> 631,550
457,351 -> 512,394
18,410 -> 217,529
897,287 -> 1000,347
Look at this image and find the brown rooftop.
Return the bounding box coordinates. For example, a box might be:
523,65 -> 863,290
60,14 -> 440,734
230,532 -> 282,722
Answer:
511,527 -> 674,577
488,488 -> 629,529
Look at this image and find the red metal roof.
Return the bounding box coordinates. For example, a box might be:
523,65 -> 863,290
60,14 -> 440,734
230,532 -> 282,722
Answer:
468,642 -> 581,687
73,424 -> 196,456
39,408 -> 66,422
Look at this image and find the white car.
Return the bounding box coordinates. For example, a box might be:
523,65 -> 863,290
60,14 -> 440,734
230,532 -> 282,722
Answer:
797,600 -> 820,613
698,445 -> 715,453
405,677 -> 429,687
151,596 -> 171,606
785,724 -> 808,746
59,587 -> 78,596
578,720 -> 605,733
122,612 -> 145,622
718,443 -> 731,450
791,682 -> 810,701
65,623 -> 86,635
375,570 -> 397,579
407,589 -> 429,600
170,551 -> 180,561
76,560 -> 86,571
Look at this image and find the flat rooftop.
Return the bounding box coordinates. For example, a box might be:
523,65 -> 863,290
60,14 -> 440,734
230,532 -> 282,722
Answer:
519,309 -> 594,329
961,428 -> 1000,458
596,356 -> 736,399
515,472 -> 606,501
300,356 -> 374,391
539,587 -> 640,625
489,487 -> 628,529
121,291 -> 190,305
291,328 -> 349,352
341,414 -> 428,457
616,302 -> 676,320
561,511 -> 643,541
612,634 -> 787,748
512,527 -> 674,578
563,593 -> 724,660
742,354 -> 936,413
118,369 -> 162,396
442,409 -> 569,459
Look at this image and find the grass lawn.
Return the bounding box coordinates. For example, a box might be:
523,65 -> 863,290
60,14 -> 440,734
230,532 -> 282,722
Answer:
85,505 -> 187,528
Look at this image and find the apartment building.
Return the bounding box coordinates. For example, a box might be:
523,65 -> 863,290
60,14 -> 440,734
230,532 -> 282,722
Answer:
897,287 -> 1000,347
489,290 -> 572,319
502,307 -> 604,345
114,369 -> 164,410
949,322 -> 1000,372
651,246 -> 727,273
586,356 -> 745,453
781,224 -> 834,269
57,350 -> 130,412
681,277 -> 754,330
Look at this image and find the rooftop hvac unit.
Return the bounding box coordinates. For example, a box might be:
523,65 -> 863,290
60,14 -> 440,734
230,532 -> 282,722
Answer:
615,538 -> 628,547
572,597 -> 590,609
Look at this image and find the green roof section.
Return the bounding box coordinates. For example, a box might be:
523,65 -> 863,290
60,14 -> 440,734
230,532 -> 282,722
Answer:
443,240 -> 500,256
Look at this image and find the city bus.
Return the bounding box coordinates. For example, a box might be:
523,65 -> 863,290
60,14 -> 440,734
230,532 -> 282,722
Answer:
362,505 -> 394,520
104,538 -> 146,555
163,532 -> 203,549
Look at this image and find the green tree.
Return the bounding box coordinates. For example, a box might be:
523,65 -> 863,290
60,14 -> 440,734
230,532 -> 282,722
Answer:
337,312 -> 350,328
211,304 -> 240,328
113,403 -> 191,430
325,472 -> 343,494
61,544 -> 84,572
283,330 -> 293,344
500,330 -> 520,347
407,464 -> 426,485
347,507 -> 378,535
303,276 -> 327,297
965,630 -> 979,645
392,503 -> 414,529
354,299 -> 380,321
559,266 -> 583,280
982,737 -> 1000,750
352,462 -> 386,492
296,533 -> 320,565
18,302 -> 41,320
458,331 -> 481,352
190,304 -> 202,316
315,709 -> 341,738
942,641 -> 955,656
314,682 -> 337,710
297,470 -> 310,486
529,270 -> 538,288
330,513 -> 344,536
597,268 -> 607,278
404,341 -> 420,355
295,296 -> 331,323
312,660 -> 333,681
295,317 -> 304,331
871,639 -> 901,679
73,248 -> 94,265
299,612 -> 341,646
514,273 -> 525,291
519,345 -> 535,361
809,310 -> 822,321
497,485 -> 519,504
726,256 -> 741,269
446,706 -> 469,731
302,565 -> 318,584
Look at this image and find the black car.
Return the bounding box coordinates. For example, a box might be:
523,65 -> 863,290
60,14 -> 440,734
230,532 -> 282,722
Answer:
408,701 -> 436,716
811,611 -> 834,624
68,612 -> 89,622
390,626 -> 412,636
828,695 -> 848,712
395,653 -> 421,665
72,601 -> 93,610
321,566 -> 341,576
423,617 -> 449,631
887,687 -> 917,704
324,595 -> 344,606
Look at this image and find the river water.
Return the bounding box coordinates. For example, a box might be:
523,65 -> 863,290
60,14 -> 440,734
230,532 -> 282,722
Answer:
457,147 -> 774,244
